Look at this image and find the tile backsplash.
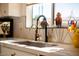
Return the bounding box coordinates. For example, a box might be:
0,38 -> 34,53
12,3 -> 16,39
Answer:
13,16 -> 73,44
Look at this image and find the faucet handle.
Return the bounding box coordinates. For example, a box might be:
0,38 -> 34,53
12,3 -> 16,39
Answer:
36,33 -> 41,41
40,20 -> 48,28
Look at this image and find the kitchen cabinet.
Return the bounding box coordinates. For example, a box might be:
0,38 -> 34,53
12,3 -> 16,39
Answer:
1,46 -> 36,56
8,3 -> 22,17
0,45 -> 1,55
0,3 -> 26,17
0,3 -> 8,16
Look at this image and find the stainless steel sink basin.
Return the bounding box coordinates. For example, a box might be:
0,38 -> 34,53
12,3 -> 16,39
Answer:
13,41 -> 57,48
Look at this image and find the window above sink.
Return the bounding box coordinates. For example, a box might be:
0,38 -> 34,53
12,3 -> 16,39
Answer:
26,3 -> 54,28
26,3 -> 79,28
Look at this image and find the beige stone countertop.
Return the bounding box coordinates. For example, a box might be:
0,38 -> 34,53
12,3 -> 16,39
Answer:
0,38 -> 79,56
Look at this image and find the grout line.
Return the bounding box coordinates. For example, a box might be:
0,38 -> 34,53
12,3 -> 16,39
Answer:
62,30 -> 68,42
61,29 -> 64,42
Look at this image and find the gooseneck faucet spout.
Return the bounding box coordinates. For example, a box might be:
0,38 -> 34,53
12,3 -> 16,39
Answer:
35,15 -> 48,42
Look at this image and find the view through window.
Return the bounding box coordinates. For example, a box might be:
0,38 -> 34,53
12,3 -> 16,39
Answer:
26,3 -> 53,28
32,3 -> 52,28
55,3 -> 79,27
26,3 -> 79,28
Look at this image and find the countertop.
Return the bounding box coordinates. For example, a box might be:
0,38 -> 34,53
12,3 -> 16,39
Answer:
0,38 -> 79,56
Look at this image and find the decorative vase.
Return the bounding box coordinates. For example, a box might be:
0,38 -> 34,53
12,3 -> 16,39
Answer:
72,29 -> 79,48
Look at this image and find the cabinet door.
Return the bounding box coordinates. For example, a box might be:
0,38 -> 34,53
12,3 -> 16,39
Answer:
0,3 -> 8,16
12,49 -> 36,56
0,45 -> 1,55
1,46 -> 36,56
1,46 -> 13,56
8,3 -> 21,16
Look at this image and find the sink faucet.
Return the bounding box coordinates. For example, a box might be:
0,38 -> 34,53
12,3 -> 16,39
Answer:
35,15 -> 48,42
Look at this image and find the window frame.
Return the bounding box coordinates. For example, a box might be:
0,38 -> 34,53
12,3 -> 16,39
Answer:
26,3 -> 54,28
26,3 -> 79,28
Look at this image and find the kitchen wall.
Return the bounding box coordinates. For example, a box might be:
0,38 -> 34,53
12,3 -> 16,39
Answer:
0,3 -> 73,44
13,4 -> 74,44
13,16 -> 74,44
13,16 -> 45,41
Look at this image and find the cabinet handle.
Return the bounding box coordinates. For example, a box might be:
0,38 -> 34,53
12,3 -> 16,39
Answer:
11,53 -> 16,56
39,55 -> 44,56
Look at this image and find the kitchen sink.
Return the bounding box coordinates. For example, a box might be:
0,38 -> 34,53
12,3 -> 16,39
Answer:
13,41 -> 57,48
